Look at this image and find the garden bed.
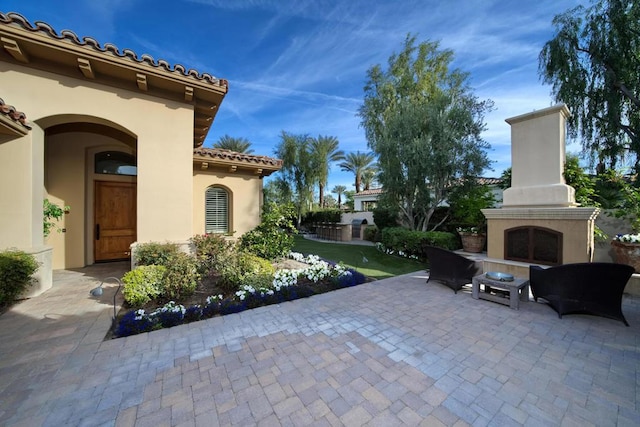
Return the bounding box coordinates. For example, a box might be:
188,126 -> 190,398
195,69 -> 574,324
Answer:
110,252 -> 367,339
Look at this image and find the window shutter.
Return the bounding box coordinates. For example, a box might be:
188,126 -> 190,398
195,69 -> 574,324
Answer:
205,187 -> 228,233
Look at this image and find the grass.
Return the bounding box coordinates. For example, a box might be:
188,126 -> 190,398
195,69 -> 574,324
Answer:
292,235 -> 425,280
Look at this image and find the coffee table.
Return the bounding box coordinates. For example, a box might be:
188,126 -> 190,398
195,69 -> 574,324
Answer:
472,274 -> 530,310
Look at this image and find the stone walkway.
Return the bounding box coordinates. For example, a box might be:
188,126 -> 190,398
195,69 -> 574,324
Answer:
0,264 -> 639,426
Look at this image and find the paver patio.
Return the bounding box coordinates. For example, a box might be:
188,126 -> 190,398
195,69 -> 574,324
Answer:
0,263 -> 638,426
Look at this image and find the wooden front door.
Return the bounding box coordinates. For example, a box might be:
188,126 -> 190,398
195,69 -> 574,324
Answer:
95,181 -> 136,261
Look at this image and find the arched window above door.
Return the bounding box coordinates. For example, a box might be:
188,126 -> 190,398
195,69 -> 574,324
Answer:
95,151 -> 137,176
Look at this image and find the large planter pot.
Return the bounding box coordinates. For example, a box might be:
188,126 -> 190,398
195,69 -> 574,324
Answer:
459,233 -> 486,253
611,240 -> 640,273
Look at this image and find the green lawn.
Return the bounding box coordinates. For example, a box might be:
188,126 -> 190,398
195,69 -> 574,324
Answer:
292,235 -> 425,280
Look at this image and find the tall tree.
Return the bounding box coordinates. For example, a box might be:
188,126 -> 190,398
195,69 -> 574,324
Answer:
339,151 -> 376,192
539,0 -> 640,174
213,134 -> 254,154
310,136 -> 344,207
359,35 -> 492,231
331,185 -> 347,208
274,132 -> 317,224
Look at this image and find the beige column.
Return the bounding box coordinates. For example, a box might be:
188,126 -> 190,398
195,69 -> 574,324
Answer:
0,125 -> 52,296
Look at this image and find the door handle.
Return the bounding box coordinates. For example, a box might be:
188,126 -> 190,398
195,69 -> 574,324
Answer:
96,224 -> 100,240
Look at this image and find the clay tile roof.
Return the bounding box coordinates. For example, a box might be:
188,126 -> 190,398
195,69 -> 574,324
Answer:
193,147 -> 283,168
0,12 -> 228,89
0,97 -> 31,130
355,188 -> 384,196
476,177 -> 503,186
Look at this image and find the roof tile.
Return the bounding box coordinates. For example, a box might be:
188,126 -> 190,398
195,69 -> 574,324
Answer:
0,97 -> 31,130
0,12 -> 228,89
193,147 -> 282,167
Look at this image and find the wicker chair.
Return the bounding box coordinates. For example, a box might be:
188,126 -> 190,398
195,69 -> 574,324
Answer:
425,245 -> 483,293
529,263 -> 634,326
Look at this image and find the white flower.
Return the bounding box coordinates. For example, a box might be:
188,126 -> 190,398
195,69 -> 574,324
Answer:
614,233 -> 640,244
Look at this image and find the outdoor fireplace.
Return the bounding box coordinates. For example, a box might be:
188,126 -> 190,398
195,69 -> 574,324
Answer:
504,226 -> 562,265
481,104 -> 599,278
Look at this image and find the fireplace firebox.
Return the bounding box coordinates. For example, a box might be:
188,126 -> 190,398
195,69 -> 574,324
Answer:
504,226 -> 562,265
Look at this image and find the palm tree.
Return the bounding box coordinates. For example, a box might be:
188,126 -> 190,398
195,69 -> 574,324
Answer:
213,134 -> 254,154
331,185 -> 347,209
361,167 -> 378,191
339,151 -> 376,192
310,136 -> 344,207
274,132 -> 316,224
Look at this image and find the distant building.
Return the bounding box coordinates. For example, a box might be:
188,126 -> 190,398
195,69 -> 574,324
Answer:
352,178 -> 504,212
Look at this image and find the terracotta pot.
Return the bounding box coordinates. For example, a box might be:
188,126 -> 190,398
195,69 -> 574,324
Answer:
611,240 -> 640,273
460,233 -> 486,253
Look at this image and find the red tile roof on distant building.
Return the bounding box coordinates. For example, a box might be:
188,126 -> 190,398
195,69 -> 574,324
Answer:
355,188 -> 384,196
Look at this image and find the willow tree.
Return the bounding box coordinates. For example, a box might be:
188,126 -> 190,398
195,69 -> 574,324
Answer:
540,0 -> 640,174
359,35 -> 492,231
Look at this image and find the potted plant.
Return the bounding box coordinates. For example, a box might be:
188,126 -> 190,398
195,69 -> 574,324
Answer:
457,226 -> 486,253
611,233 -> 640,273
598,169 -> 640,273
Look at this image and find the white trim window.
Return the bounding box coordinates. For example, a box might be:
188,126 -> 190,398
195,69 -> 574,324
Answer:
205,186 -> 229,233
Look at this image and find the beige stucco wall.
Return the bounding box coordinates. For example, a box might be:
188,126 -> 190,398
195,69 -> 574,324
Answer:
0,126 -> 52,296
192,171 -> 263,238
0,62 -> 194,275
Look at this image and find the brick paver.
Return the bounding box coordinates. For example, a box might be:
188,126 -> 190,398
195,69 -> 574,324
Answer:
0,264 -> 639,426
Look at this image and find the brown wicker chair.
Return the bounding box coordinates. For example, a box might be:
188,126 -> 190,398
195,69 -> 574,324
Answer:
425,245 -> 483,293
529,263 -> 634,326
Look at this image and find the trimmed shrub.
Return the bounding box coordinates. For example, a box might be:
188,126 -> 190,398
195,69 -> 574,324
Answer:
135,242 -> 180,267
363,225 -> 379,242
381,227 -> 458,260
191,233 -> 235,274
0,250 -> 39,306
302,209 -> 342,226
217,252 -> 275,294
239,203 -> 296,260
372,207 -> 399,230
160,252 -> 199,300
122,265 -> 165,307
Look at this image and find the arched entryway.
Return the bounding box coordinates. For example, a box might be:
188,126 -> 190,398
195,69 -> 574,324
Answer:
40,116 -> 138,268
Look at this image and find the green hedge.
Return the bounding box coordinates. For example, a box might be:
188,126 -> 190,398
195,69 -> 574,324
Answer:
0,250 -> 39,306
381,227 -> 458,260
302,209 -> 342,225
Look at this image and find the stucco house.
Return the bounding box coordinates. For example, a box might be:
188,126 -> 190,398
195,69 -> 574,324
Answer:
0,12 -> 281,297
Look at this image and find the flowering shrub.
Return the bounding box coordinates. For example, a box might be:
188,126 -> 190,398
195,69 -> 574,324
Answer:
202,294 -> 223,318
115,309 -> 156,337
613,233 -> 640,244
115,251 -> 366,338
155,301 -> 186,328
191,233 -> 235,274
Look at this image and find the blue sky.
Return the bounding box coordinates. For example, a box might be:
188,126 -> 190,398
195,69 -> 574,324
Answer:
4,0 -> 583,194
